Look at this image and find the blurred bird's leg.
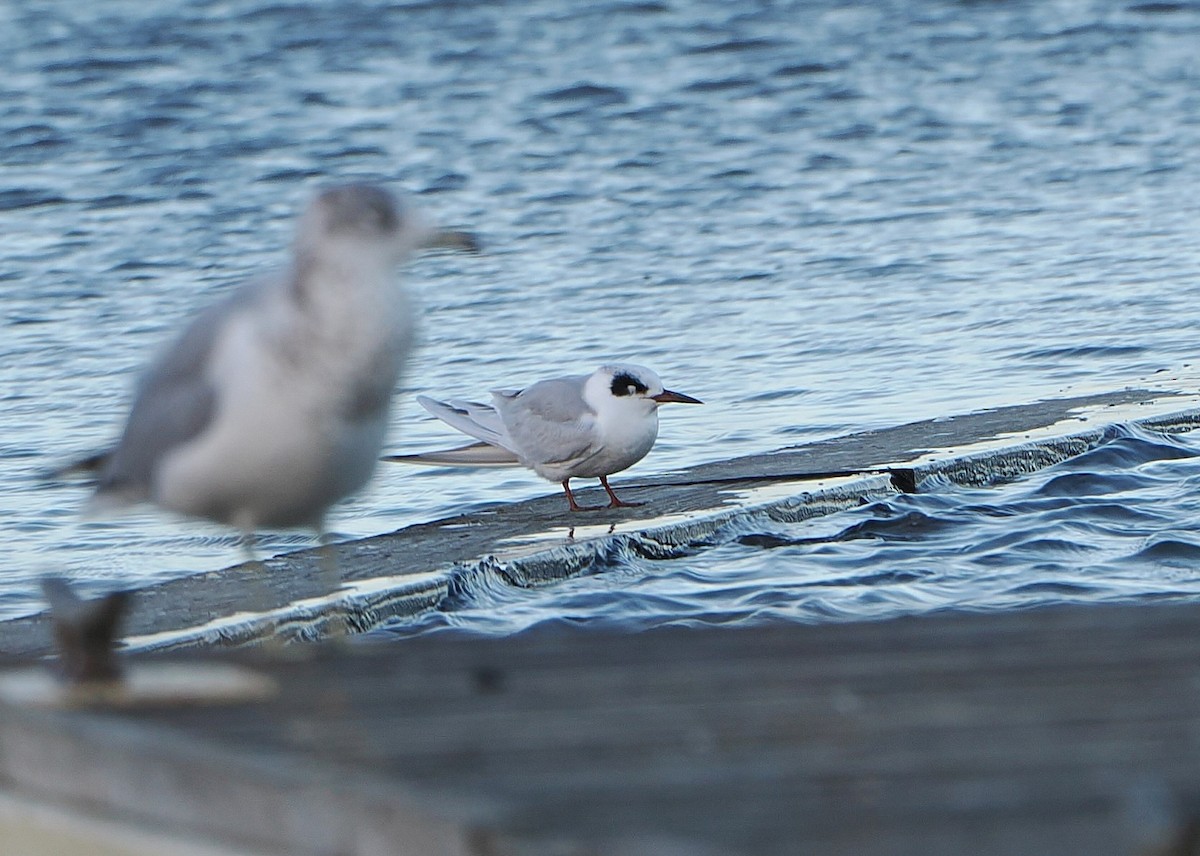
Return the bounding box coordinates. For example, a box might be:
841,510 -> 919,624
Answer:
240,530 -> 259,567
41,576 -> 131,686
239,529 -> 284,649
317,529 -> 348,640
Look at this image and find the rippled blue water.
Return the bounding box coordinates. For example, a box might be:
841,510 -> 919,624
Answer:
383,424 -> 1200,636
3,0 -> 1200,619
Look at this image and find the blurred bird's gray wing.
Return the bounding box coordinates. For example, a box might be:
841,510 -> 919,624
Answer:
94,283 -> 263,503
493,375 -> 602,467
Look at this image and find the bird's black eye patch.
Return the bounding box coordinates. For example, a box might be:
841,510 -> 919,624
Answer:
610,372 -> 649,397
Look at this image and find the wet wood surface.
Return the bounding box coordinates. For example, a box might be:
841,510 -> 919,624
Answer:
3,600 -> 1200,855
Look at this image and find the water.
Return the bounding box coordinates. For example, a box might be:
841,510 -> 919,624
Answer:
3,0 -> 1200,620
383,423 -> 1200,637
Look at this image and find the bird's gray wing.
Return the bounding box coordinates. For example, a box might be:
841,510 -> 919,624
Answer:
494,375 -> 600,467
416,395 -> 514,451
95,282 -> 263,501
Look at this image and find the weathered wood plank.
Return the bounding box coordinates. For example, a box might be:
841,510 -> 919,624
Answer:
3,601 -> 1200,854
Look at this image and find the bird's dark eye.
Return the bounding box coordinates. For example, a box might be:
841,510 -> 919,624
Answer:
610,372 -> 649,397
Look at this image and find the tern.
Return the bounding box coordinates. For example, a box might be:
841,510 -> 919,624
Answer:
385,364 -> 702,511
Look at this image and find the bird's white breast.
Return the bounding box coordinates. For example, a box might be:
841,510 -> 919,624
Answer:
567,403 -> 659,479
156,265 -> 409,528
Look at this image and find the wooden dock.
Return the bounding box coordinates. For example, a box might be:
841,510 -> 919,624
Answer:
4,601 -> 1200,855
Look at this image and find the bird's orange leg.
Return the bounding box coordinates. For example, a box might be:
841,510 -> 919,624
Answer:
601,475 -> 643,509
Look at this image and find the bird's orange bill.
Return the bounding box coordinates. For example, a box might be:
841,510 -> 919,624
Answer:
652,389 -> 703,404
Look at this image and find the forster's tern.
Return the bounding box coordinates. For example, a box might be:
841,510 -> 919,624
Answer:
385,364 -> 702,511
78,183 -> 476,545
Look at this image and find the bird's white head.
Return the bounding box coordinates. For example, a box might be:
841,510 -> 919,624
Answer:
295,183 -> 479,267
585,364 -> 703,418
295,184 -> 419,267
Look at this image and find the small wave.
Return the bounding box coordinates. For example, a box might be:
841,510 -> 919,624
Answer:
828,509 -> 963,543
803,153 -> 851,170
1132,535 -> 1200,563
42,56 -> 167,74
0,189 -> 66,211
817,568 -> 936,588
683,77 -> 758,93
255,167 -> 324,184
1074,427 -> 1197,466
1013,344 -> 1148,361
1128,3 -> 1194,13
85,194 -> 156,210
538,83 -> 629,106
772,62 -> 840,77
1006,580 -> 1100,595
685,38 -> 788,55
1036,470 -> 1150,497
1036,500 -> 1169,527
1004,537 -> 1107,558
419,173 -> 470,194
736,532 -> 825,550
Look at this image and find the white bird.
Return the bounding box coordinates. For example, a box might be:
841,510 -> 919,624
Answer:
384,364 -> 702,511
79,183 -> 476,545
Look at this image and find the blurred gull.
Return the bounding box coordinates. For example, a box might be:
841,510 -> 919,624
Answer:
385,363 -> 701,511
80,183 -> 476,548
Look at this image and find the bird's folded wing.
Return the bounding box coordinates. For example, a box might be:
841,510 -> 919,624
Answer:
93,285 -> 261,501
487,374 -> 600,468
493,378 -> 600,467
498,408 -> 600,468
383,442 -> 520,467
416,395 -> 514,451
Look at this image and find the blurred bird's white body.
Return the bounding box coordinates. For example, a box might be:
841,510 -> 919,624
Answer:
86,184 -> 470,536
152,262 -> 412,529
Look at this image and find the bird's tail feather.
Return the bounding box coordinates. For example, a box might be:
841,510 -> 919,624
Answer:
44,450 -> 111,482
383,442 -> 521,468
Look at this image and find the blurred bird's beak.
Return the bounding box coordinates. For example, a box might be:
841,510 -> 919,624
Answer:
421,229 -> 481,253
652,389 -> 703,405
